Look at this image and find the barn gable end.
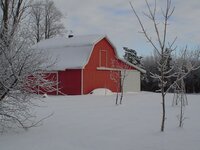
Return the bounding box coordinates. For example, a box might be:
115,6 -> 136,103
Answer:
83,37 -> 137,94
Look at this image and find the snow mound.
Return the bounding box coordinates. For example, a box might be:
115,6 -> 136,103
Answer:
90,88 -> 113,95
42,93 -> 48,98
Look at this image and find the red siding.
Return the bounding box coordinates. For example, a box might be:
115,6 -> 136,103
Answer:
83,38 -> 128,94
100,50 -> 107,67
58,69 -> 81,95
83,69 -> 120,94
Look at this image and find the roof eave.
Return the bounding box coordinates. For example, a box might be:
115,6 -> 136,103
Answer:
118,58 -> 146,74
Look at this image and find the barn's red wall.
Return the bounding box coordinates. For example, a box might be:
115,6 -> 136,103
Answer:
83,69 -> 120,94
58,69 -> 81,95
83,38 -> 132,94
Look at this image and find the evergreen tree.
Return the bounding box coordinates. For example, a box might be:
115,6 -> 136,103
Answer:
123,47 -> 142,67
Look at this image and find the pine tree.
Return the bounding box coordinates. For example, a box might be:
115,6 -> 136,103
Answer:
123,47 -> 142,67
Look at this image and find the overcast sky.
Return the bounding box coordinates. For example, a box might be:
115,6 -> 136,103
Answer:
54,0 -> 200,57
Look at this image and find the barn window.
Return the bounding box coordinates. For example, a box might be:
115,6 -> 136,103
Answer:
99,50 -> 107,67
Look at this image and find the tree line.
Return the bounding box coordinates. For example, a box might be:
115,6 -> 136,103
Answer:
141,51 -> 200,93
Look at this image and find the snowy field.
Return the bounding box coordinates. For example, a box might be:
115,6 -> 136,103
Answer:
0,92 -> 200,150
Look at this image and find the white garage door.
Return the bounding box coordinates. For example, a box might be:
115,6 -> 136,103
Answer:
122,70 -> 141,92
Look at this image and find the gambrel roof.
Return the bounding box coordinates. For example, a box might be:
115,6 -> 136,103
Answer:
33,34 -> 146,73
33,35 -> 105,70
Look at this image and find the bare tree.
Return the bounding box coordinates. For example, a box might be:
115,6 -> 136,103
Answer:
0,0 -> 56,132
44,0 -> 65,39
30,1 -> 44,43
173,48 -> 200,127
130,0 -> 200,131
110,58 -> 131,105
110,61 -> 120,105
29,0 -> 65,43
130,0 -> 176,131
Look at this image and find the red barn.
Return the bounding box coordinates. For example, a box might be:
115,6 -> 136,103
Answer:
34,35 -> 145,95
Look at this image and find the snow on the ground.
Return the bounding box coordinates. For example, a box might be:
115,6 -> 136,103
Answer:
0,92 -> 200,150
90,88 -> 113,95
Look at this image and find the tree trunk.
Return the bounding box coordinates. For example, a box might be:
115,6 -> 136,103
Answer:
115,82 -> 120,105
179,94 -> 183,127
2,0 -> 9,29
120,70 -> 127,105
161,93 -> 165,132
1,0 -> 9,39
115,92 -> 118,105
120,75 -> 125,104
161,59 -> 166,132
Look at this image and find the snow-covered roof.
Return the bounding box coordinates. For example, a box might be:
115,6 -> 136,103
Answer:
33,34 -> 105,70
119,58 -> 146,73
33,34 -> 146,73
